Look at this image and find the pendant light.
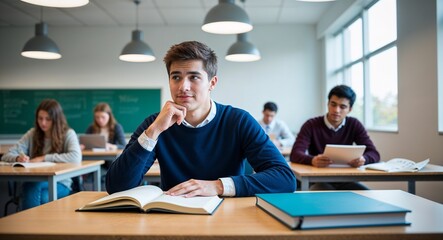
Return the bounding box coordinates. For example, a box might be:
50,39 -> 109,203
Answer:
21,8 -> 61,60
225,32 -> 260,62
21,0 -> 89,8
202,0 -> 252,35
119,0 -> 156,62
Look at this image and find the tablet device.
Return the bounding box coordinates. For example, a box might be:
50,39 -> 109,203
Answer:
323,144 -> 366,165
79,134 -> 106,150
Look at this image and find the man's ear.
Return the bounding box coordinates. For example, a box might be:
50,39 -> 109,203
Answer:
209,76 -> 218,91
349,106 -> 353,113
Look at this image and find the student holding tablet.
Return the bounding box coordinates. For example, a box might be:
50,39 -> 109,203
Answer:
290,85 -> 380,190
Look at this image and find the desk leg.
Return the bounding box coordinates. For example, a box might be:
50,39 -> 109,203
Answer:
48,177 -> 57,201
408,180 -> 416,194
93,167 -> 101,191
300,179 -> 309,191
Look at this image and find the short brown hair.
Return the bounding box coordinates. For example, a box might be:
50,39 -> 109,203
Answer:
163,41 -> 218,79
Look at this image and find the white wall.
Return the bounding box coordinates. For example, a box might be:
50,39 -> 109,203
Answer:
0,24 -> 321,136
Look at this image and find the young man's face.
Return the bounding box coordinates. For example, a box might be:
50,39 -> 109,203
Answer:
262,110 -> 276,125
326,95 -> 352,127
169,60 -> 217,113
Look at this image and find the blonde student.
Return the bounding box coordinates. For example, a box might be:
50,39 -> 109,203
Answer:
1,99 -> 81,209
83,102 -> 126,150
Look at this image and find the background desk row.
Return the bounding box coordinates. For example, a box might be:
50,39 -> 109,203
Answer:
0,161 -> 104,201
290,163 -> 443,194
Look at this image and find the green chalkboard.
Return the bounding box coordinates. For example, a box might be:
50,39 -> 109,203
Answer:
0,89 -> 161,136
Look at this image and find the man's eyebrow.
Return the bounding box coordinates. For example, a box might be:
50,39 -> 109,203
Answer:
169,71 -> 202,75
187,71 -> 202,75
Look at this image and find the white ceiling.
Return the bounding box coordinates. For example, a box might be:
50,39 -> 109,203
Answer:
0,0 -> 333,27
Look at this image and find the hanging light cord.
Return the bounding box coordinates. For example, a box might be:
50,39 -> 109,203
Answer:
40,6 -> 43,23
135,0 -> 140,30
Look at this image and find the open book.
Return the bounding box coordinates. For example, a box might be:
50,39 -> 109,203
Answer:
12,162 -> 56,168
363,158 -> 430,172
77,185 -> 223,215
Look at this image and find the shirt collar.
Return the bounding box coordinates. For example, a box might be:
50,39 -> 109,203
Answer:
182,100 -> 216,128
266,120 -> 276,130
324,114 -> 346,132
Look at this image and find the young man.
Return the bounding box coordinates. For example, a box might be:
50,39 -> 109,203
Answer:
258,101 -> 295,148
290,85 -> 380,190
106,41 -> 296,197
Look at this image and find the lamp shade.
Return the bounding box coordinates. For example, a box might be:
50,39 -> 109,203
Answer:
21,22 -> 61,60
119,30 -> 156,62
21,0 -> 89,8
202,0 -> 252,34
225,33 -> 260,62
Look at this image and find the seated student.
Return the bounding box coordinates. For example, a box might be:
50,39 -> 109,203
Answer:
258,101 -> 295,149
106,41 -> 296,197
83,102 -> 126,188
1,99 -> 81,209
290,85 -> 380,190
83,102 -> 126,151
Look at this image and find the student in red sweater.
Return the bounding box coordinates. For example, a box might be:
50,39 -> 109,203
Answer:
290,85 -> 380,190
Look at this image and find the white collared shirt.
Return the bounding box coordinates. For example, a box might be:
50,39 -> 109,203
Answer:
138,100 -> 236,196
324,114 -> 346,132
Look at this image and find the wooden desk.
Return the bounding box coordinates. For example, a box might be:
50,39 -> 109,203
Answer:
0,160 -> 104,201
291,162 -> 443,194
82,149 -> 122,161
0,190 -> 441,240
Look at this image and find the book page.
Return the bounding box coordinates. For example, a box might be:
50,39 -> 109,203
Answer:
363,158 -> 430,172
143,194 -> 223,214
83,185 -> 163,209
12,162 -> 56,168
386,158 -> 416,169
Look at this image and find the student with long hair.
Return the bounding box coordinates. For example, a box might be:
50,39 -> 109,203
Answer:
1,99 -> 81,209
84,102 -> 126,150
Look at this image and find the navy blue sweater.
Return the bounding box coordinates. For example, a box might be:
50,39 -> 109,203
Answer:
106,102 -> 296,196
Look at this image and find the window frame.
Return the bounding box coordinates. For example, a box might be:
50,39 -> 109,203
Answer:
327,0 -> 398,132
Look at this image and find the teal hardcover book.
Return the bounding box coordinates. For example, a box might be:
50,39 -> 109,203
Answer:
256,192 -> 411,230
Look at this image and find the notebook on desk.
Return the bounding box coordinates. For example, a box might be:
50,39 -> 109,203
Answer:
79,134 -> 106,150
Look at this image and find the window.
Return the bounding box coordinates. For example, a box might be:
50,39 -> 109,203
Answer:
327,0 -> 398,131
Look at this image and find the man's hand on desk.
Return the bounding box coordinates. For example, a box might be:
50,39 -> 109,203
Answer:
165,179 -> 223,197
348,157 -> 366,168
312,154 -> 333,168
